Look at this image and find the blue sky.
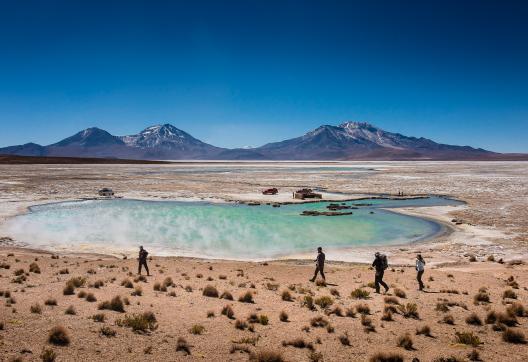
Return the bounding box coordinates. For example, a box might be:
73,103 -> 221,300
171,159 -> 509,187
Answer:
0,0 -> 527,151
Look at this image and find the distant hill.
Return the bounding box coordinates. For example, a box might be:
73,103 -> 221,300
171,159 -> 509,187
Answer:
1,121 -> 527,161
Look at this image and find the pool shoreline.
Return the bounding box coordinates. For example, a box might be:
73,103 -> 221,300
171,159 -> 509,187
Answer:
0,193 -> 462,263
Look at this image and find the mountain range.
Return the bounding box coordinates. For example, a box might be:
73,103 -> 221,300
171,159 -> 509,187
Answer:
1,122 -> 526,161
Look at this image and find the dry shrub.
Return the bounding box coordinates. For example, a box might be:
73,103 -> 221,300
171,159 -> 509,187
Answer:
282,338 -> 314,349
249,349 -> 284,362
219,274 -> 227,280
503,289 -> 517,299
221,304 -> 235,319
436,302 -> 449,312
190,324 -> 205,335
384,296 -> 400,305
397,333 -> 414,350
68,276 -> 86,288
202,285 -> 219,298
91,313 -> 105,322
384,305 -> 398,314
345,307 -> 356,318
29,262 -> 41,274
468,349 -> 480,361
416,325 -> 432,336
266,283 -> 279,291
65,305 -> 76,315
231,344 -> 251,354
176,337 -> 191,355
330,288 -> 340,297
327,306 -> 343,317
339,333 -> 351,346
85,293 -> 97,302
220,291 -> 233,300
279,310 -> 288,322
97,327 -> 115,339
314,296 -> 333,308
394,288 -> 406,298
281,290 -> 293,301
502,328 -> 526,344
473,291 -> 490,304
310,315 -> 329,328
497,311 -> 518,326
121,279 -> 133,288
381,310 -> 393,321
48,326 -> 70,346
235,319 -> 248,330
40,348 -> 57,362
369,352 -> 404,362
455,331 -> 481,346
302,295 -> 315,310
45,298 -> 57,306
398,303 -> 419,319
442,314 -> 455,325
238,291 -> 254,303
153,282 -> 161,291
356,303 -> 370,315
63,282 -> 75,296
351,288 -> 370,299
98,296 -> 125,312
30,303 -> 42,314
77,290 -> 87,298
465,313 -> 482,326
163,277 -> 174,287
116,311 -> 157,333
507,302 -> 526,317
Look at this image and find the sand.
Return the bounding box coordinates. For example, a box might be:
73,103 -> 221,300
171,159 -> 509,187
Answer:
0,161 -> 527,361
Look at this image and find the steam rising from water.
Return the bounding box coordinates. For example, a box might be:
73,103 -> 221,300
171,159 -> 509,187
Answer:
3,198 -> 457,260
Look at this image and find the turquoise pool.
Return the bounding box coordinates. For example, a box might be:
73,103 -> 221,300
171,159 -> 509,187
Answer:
4,197 -> 461,259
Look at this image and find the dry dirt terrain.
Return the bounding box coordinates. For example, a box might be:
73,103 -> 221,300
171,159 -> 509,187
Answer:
0,161 -> 527,361
0,249 -> 527,362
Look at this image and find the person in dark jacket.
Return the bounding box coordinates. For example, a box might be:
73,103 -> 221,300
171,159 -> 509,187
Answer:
372,252 -> 389,293
415,254 -> 426,291
138,246 -> 150,276
310,247 -> 325,282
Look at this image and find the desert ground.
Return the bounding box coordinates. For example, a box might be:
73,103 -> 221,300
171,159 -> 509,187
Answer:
0,161 -> 527,361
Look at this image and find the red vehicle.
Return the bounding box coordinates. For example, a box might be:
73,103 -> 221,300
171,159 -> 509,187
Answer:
262,188 -> 278,195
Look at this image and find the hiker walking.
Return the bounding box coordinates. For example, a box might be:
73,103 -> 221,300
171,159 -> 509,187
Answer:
416,254 -> 426,291
138,245 -> 150,276
372,252 -> 389,293
310,247 -> 325,282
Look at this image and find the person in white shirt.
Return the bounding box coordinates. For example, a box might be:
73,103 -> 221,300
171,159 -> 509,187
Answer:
415,254 -> 425,291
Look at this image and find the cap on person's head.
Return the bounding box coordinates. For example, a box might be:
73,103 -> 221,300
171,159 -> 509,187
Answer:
417,254 -> 422,258
317,246 -> 322,252
140,245 -> 143,249
375,252 -> 380,257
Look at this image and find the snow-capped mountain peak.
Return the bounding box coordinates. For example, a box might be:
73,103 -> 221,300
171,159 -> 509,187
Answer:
120,123 -> 211,150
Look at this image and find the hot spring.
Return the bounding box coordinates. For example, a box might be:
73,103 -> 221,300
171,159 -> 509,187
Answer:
3,197 -> 461,260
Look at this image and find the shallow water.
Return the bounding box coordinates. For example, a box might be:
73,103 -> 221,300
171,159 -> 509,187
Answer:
4,197 -> 461,259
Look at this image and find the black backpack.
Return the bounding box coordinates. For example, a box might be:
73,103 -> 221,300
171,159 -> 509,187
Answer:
381,254 -> 388,270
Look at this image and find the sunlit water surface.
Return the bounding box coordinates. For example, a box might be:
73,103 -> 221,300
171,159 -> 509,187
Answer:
4,197 -> 461,259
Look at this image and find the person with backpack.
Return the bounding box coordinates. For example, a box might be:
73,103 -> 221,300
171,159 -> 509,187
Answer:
372,252 -> 389,293
309,246 -> 326,283
138,245 -> 150,276
416,254 -> 426,291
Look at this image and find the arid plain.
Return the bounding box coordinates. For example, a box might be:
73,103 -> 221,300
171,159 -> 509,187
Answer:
1,161 -> 527,361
